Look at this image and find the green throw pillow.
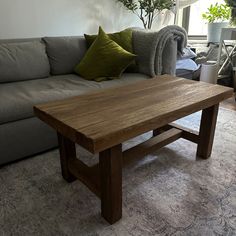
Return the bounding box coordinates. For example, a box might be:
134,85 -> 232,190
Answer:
84,28 -> 133,53
84,28 -> 137,72
74,27 -> 136,82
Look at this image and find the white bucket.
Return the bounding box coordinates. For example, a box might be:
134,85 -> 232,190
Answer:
200,61 -> 218,84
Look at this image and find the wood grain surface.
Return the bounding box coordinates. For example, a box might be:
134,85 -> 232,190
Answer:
34,75 -> 233,153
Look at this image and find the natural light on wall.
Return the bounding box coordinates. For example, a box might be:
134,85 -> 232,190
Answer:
188,0 -> 225,36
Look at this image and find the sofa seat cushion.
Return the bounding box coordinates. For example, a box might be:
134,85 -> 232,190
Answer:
0,73 -> 148,125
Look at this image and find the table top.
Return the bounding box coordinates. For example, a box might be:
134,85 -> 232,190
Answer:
34,75 -> 233,153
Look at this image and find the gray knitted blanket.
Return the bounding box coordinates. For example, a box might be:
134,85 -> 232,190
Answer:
133,25 -> 187,77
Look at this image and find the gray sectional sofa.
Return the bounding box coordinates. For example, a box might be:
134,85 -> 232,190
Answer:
0,27 -> 186,165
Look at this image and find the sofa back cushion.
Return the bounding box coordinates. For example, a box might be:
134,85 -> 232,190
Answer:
43,36 -> 87,75
0,41 -> 50,83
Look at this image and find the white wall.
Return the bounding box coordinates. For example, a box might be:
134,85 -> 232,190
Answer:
0,0 -> 174,39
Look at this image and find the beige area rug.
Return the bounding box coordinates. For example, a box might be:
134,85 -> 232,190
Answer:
0,108 -> 236,236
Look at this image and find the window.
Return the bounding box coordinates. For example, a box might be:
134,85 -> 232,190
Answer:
186,0 -> 225,36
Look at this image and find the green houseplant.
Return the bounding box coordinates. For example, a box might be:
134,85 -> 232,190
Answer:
202,3 -> 230,42
117,0 -> 175,29
202,3 -> 230,23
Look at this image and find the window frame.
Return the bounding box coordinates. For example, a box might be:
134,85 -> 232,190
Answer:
181,5 -> 207,40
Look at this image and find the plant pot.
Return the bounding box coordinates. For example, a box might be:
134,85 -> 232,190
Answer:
208,22 -> 229,43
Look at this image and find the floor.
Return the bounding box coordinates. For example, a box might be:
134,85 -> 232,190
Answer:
221,93 -> 236,111
1,107 -> 236,235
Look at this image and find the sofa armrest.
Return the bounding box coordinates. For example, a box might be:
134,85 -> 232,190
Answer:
161,38 -> 178,76
132,26 -> 187,77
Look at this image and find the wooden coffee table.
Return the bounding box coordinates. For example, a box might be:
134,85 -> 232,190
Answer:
34,75 -> 233,224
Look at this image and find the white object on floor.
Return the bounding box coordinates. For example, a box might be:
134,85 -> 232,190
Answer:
200,61 -> 218,84
176,58 -> 200,71
177,47 -> 197,60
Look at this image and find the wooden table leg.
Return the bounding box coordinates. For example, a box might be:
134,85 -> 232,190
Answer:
197,104 -> 219,159
153,127 -> 166,137
57,132 -> 77,182
233,71 -> 236,93
99,144 -> 122,224
153,129 -> 160,137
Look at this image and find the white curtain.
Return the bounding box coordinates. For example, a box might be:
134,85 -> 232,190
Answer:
169,0 -> 200,24
154,0 -> 200,28
178,0 -> 199,9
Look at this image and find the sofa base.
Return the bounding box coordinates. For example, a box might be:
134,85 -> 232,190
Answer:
0,117 -> 58,166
